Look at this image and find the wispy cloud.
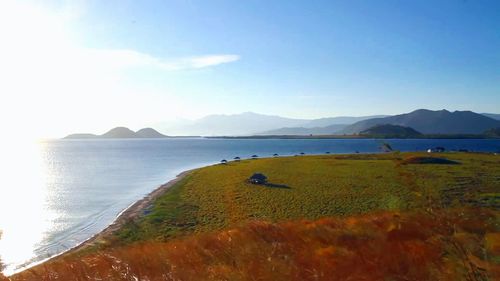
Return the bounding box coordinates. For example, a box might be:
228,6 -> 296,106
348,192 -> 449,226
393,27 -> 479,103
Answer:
166,54 -> 241,70
86,49 -> 240,71
0,0 -> 241,139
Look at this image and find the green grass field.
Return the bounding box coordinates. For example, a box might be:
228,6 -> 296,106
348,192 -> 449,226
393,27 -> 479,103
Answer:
116,152 -> 500,243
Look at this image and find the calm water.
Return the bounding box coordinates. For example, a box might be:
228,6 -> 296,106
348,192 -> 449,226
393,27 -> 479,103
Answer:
0,138 -> 499,274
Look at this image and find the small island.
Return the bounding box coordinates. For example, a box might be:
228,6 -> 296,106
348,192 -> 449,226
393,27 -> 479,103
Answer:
64,127 -> 170,139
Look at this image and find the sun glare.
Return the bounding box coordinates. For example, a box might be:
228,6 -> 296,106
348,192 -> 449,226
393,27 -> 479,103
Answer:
0,1 -> 77,139
0,1 -> 142,139
0,1 -> 221,141
0,140 -> 53,275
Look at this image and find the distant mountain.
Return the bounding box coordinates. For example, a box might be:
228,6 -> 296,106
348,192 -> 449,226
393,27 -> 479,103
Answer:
359,124 -> 422,138
101,127 -> 138,138
157,112 -> 391,136
162,112 -> 310,136
342,109 -> 500,134
64,127 -> 168,139
259,124 -> 348,135
136,128 -> 168,138
482,113 -> 500,121
256,115 -> 390,136
301,115 -> 389,128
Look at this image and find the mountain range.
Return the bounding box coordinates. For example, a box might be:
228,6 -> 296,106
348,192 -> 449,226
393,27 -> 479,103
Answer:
155,112 -> 308,136
65,110 -> 500,138
341,109 -> 500,134
152,112 -> 387,136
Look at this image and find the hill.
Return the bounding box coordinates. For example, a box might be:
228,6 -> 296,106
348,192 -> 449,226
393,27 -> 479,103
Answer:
135,128 -> 169,138
64,127 -> 169,139
101,127 -> 138,138
359,124 -> 423,138
342,109 -> 500,134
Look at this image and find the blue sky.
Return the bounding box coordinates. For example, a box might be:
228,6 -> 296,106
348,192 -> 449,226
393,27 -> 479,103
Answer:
1,0 -> 499,136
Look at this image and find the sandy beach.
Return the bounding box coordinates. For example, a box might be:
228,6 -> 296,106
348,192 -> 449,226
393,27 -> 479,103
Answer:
7,168 -> 197,277
64,169 -> 195,254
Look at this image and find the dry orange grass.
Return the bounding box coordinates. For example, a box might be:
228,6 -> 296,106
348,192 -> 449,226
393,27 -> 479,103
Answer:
13,208 -> 499,281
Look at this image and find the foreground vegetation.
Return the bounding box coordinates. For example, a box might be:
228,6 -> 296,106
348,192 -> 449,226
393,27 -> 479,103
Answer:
12,208 -> 500,281
10,152 -> 500,280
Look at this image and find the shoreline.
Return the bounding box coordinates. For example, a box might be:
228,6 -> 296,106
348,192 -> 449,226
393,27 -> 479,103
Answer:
68,169 -> 195,252
11,169 -> 196,276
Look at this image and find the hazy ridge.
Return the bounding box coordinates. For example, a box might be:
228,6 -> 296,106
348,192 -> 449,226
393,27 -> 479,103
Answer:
65,110 -> 500,138
342,109 -> 500,134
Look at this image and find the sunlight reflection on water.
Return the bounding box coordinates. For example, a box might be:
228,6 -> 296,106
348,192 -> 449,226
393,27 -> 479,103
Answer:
0,140 -> 55,275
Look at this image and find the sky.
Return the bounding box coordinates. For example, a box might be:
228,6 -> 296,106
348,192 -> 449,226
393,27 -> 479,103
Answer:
0,0 -> 499,138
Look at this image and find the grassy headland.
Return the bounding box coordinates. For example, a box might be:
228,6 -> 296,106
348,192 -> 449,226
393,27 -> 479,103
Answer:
117,153 -> 414,242
12,152 -> 500,280
114,152 -> 499,243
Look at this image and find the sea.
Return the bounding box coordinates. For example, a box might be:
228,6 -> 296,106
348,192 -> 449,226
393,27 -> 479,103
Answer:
0,138 -> 499,274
